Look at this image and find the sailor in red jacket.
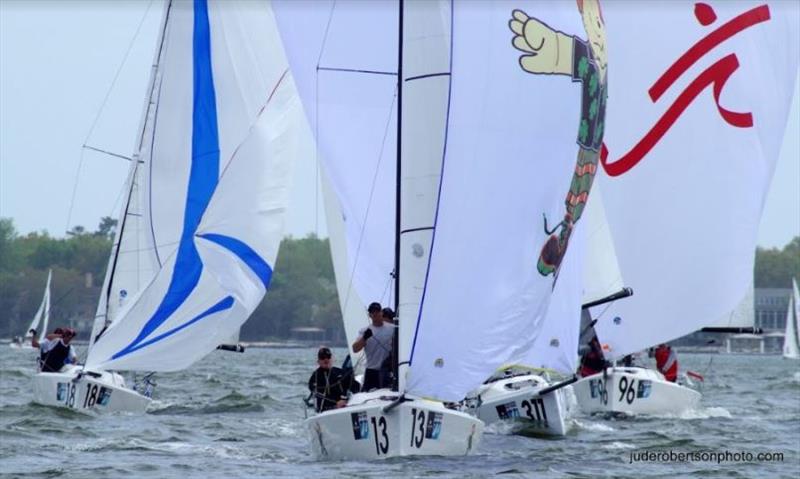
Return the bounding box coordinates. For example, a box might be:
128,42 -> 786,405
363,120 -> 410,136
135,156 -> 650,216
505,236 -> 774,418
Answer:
654,343 -> 678,382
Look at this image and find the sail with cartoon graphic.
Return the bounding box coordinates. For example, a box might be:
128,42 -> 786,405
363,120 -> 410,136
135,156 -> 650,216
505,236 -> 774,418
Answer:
85,0 -> 304,372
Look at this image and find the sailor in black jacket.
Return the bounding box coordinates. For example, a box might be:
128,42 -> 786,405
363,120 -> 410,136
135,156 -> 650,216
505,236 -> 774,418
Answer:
308,347 -> 360,412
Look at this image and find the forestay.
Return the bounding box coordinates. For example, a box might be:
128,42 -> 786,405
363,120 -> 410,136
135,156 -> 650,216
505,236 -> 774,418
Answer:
594,1 -> 799,358
86,0 -> 300,371
91,0 -> 166,344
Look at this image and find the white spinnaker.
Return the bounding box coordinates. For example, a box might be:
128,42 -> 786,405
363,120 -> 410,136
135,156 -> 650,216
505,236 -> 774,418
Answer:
274,0 -> 398,312
594,1 -> 799,359
784,279 -> 800,359
320,166 -> 367,366
86,0 -> 299,372
26,270 -> 52,339
407,1 -> 587,401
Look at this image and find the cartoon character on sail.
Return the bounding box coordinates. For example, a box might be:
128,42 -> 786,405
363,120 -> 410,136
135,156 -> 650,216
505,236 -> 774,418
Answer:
509,0 -> 607,281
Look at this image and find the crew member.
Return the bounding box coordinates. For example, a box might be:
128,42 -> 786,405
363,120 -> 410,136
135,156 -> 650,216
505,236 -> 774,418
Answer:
37,328 -> 78,372
654,343 -> 678,382
579,336 -> 607,377
307,347 -> 359,412
352,302 -> 394,391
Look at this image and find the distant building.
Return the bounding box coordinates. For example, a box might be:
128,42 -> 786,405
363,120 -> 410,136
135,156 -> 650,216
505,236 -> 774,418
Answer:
673,287 -> 791,353
754,288 -> 791,331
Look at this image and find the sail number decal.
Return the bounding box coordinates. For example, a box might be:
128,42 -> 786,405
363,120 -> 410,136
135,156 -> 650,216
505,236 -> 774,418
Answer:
617,376 -> 652,404
371,416 -> 389,455
409,408 -> 443,449
521,396 -> 548,426
57,382 -> 76,408
350,411 -> 389,454
82,384 -> 112,408
589,378 -> 609,405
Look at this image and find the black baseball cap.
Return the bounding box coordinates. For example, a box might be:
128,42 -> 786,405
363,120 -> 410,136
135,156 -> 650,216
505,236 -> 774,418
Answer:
317,347 -> 332,360
367,302 -> 382,313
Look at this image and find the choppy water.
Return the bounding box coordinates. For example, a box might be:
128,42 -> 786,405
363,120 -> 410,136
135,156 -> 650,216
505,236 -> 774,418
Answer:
1,347 -> 798,478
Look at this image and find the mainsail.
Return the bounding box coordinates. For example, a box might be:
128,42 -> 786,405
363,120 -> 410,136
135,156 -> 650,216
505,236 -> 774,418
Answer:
26,269 -> 52,340
592,1 -> 799,359
85,0 -> 300,372
784,279 -> 800,360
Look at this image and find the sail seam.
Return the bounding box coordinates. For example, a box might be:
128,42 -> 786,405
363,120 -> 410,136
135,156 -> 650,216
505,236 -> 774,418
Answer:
405,72 -> 450,82
318,66 -> 397,76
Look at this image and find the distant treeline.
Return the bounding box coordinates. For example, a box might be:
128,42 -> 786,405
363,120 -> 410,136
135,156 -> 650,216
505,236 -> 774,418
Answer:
0,217 -> 341,341
1,216 -> 798,340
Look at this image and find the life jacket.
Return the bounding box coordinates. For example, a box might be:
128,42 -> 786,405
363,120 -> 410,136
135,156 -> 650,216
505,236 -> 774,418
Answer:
40,340 -> 70,373
655,346 -> 678,382
579,348 -> 605,377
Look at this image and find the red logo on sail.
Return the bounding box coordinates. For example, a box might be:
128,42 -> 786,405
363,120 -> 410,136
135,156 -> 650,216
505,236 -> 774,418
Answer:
600,3 -> 771,177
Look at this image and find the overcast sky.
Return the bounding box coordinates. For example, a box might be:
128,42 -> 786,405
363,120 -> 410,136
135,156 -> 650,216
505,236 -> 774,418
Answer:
1,1 -> 798,248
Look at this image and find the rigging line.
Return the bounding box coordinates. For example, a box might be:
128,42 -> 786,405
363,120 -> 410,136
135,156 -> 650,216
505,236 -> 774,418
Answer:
82,145 -> 136,162
83,0 -> 156,146
339,87 -> 398,317
64,149 -> 87,233
65,0 -> 155,234
317,66 -> 397,76
108,182 -> 127,218
314,0 -> 337,239
381,274 -> 393,305
315,0 -> 337,69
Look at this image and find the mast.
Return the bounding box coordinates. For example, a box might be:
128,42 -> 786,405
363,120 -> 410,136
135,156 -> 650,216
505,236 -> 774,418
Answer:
90,0 -> 173,348
391,0 -> 404,392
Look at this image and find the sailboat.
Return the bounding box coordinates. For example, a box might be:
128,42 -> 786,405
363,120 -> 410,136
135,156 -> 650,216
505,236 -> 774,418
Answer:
572,1 -> 798,415
10,270 -> 52,350
32,0 -> 302,413
276,0 -> 601,458
783,279 -> 800,360
462,182 -> 622,435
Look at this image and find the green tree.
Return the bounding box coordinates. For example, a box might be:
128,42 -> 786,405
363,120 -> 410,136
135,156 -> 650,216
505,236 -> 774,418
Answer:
754,236 -> 800,288
95,216 -> 118,239
0,218 -> 22,272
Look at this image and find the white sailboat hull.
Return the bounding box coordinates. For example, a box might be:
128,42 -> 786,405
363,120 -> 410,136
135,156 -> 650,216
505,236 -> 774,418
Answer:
573,367 -> 700,415
466,374 -> 571,437
305,390 -> 483,460
32,364 -> 150,414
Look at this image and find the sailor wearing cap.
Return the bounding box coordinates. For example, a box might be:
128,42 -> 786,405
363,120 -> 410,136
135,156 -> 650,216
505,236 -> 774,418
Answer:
307,347 -> 360,412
